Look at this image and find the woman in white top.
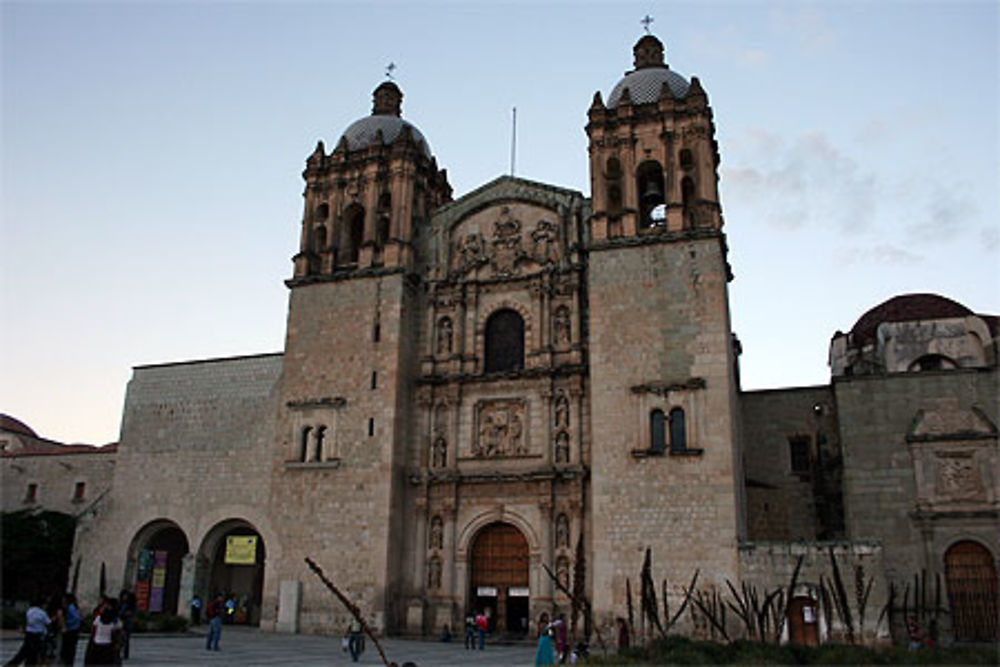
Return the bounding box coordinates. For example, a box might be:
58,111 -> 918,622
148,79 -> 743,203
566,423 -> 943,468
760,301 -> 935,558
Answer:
84,601 -> 122,665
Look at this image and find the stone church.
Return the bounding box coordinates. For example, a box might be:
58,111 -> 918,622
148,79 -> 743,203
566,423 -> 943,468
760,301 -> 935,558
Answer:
3,34 -> 997,644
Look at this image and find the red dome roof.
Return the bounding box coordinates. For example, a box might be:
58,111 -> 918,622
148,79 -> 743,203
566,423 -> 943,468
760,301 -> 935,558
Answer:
0,414 -> 37,437
851,294 -> 973,344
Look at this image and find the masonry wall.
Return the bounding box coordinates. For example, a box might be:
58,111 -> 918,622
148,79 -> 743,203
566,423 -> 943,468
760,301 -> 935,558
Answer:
2,449 -> 116,516
740,385 -> 840,541
587,236 -> 742,630
834,367 -> 998,583
269,273 -> 409,634
71,353 -> 282,612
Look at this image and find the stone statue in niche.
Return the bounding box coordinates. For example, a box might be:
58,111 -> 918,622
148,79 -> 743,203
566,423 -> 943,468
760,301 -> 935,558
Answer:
556,556 -> 570,590
432,437 -> 447,468
553,306 -> 571,347
474,399 -> 528,458
428,556 -> 442,589
454,232 -> 486,274
554,392 -> 569,429
490,208 -> 524,277
531,219 -> 560,264
554,430 -> 570,463
429,516 -> 443,550
935,452 -> 982,499
434,403 -> 447,435
555,513 -> 570,549
437,317 -> 453,355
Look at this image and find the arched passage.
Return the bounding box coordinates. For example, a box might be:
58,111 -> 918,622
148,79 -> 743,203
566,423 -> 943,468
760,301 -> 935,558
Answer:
127,520 -> 189,616
469,522 -> 529,637
196,519 -> 266,626
945,540 -> 998,641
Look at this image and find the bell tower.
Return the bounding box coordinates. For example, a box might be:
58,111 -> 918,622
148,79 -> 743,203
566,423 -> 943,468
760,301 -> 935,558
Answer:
585,34 -> 745,628
586,34 -> 722,240
292,81 -> 451,279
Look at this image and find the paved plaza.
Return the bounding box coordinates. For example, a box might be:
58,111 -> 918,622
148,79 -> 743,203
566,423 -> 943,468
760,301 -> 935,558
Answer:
1,626 -> 546,666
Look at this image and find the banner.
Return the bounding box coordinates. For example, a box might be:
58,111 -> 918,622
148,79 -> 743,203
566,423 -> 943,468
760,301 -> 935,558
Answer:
225,535 -> 257,565
149,550 -> 167,613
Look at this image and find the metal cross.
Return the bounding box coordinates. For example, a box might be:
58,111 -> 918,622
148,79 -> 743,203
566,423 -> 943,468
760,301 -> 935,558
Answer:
385,62 -> 396,80
641,15 -> 654,34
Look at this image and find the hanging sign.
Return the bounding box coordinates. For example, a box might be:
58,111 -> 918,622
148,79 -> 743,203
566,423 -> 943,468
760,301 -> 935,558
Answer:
508,587 -> 530,597
476,586 -> 498,597
225,535 -> 258,565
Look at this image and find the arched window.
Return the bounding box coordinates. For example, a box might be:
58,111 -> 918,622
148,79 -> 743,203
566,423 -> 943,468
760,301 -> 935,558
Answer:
650,409 -> 666,453
299,426 -> 312,462
343,204 -> 365,265
314,426 -> 326,462
669,408 -> 686,452
484,309 -> 525,373
909,354 -> 957,372
679,148 -> 694,171
636,160 -> 665,228
375,192 -> 391,251
681,176 -> 696,227
313,225 -> 327,252
316,202 -> 330,222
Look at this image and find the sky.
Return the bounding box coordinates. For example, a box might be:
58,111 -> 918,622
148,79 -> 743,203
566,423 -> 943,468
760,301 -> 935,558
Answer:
1,1 -> 997,445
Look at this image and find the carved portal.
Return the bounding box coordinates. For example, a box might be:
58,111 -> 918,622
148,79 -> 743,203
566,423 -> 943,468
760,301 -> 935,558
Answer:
474,399 -> 528,458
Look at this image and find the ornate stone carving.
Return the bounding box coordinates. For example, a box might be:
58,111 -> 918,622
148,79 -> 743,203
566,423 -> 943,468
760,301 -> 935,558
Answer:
555,513 -> 570,549
427,555 -> 442,589
474,399 -> 528,458
531,219 -> 560,265
553,305 -> 571,347
935,451 -> 983,500
429,515 -> 443,550
436,317 -> 453,355
556,555 -> 570,589
554,391 -> 570,429
490,208 -> 525,277
554,430 -> 570,463
432,436 -> 447,468
453,232 -> 487,274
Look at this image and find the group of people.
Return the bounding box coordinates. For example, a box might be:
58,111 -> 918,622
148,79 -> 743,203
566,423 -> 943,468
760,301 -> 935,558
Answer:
462,611 -> 489,650
534,614 -> 580,666
5,590 -> 135,666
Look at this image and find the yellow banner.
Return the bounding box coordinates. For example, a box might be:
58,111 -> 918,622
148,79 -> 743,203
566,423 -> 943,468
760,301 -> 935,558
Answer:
225,536 -> 257,565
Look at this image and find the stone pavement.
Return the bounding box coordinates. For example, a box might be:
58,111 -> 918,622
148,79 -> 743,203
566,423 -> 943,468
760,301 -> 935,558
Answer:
1,626 -> 544,666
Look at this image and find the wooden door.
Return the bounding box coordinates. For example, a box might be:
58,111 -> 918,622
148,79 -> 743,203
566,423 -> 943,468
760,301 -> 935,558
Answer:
945,540 -> 999,641
471,523 -> 529,634
787,596 -> 820,646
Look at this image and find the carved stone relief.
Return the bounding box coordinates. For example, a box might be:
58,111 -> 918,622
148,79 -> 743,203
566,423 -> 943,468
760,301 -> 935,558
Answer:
555,513 -> 570,549
490,209 -> 524,277
531,219 -> 560,265
553,306 -> 571,347
554,430 -> 570,463
554,391 -> 570,429
935,451 -> 983,500
436,317 -> 453,355
429,515 -> 443,550
432,436 -> 447,468
474,399 -> 528,458
428,555 -> 442,589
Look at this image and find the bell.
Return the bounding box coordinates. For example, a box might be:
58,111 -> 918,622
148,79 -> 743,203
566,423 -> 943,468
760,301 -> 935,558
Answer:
641,179 -> 664,207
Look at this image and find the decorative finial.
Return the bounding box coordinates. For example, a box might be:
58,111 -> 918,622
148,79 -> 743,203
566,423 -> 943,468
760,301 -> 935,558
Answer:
385,62 -> 397,80
640,14 -> 654,34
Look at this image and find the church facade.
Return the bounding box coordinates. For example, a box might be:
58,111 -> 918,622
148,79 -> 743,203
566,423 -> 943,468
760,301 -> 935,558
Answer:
4,35 -> 997,644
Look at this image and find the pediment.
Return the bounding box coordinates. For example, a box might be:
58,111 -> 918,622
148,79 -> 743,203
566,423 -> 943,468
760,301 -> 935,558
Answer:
907,402 -> 997,442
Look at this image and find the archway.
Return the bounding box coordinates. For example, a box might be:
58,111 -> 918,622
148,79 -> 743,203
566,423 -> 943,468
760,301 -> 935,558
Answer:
945,540 -> 998,641
197,519 -> 266,626
128,520 -> 189,616
470,522 -> 530,637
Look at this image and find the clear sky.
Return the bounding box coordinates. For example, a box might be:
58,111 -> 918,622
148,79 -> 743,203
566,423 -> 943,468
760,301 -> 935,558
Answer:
2,1 -> 997,445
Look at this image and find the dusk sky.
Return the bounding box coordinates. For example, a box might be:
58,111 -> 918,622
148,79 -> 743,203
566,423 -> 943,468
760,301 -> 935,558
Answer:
2,1 -> 997,445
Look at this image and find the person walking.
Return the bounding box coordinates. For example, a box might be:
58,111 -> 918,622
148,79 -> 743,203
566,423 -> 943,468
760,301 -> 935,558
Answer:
534,628 -> 555,667
59,594 -> 82,667
4,597 -> 51,666
116,590 -> 136,660
84,599 -> 121,665
463,612 -> 476,650
475,611 -> 488,650
205,595 -> 224,651
189,595 -> 202,626
347,617 -> 364,662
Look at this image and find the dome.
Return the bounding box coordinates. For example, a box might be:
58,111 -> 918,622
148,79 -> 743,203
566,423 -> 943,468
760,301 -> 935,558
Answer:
339,115 -> 432,157
850,294 -> 973,344
606,34 -> 691,107
607,67 -> 691,107
0,413 -> 37,437
337,81 -> 432,158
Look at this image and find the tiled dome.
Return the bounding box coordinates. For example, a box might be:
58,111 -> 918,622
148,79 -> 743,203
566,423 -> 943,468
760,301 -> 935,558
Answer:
607,67 -> 691,107
850,294 -> 973,344
340,115 -> 431,157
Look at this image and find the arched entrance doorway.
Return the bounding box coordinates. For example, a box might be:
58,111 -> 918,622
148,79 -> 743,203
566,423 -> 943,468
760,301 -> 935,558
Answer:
197,520 -> 266,626
470,522 -> 529,637
128,520 -> 189,616
945,540 -> 998,641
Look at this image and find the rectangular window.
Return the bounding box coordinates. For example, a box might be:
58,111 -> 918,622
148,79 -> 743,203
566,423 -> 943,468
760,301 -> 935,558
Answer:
25,483 -> 38,502
73,481 -> 86,501
789,436 -> 811,475
368,417 -> 374,437
373,323 -> 381,342
371,371 -> 377,390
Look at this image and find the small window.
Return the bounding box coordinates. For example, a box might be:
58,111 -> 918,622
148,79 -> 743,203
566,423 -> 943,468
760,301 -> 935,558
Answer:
25,483 -> 38,503
650,410 -> 666,454
300,426 -> 312,462
669,408 -> 686,453
679,148 -> 694,171
789,436 -> 810,475
73,481 -> 86,502
373,322 -> 381,343
314,426 -> 326,462
368,418 -> 375,437
371,371 -> 378,390
484,309 -> 525,373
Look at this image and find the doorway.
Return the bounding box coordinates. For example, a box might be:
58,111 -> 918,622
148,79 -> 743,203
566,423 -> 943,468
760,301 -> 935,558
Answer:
945,540 -> 998,641
470,522 -> 529,636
